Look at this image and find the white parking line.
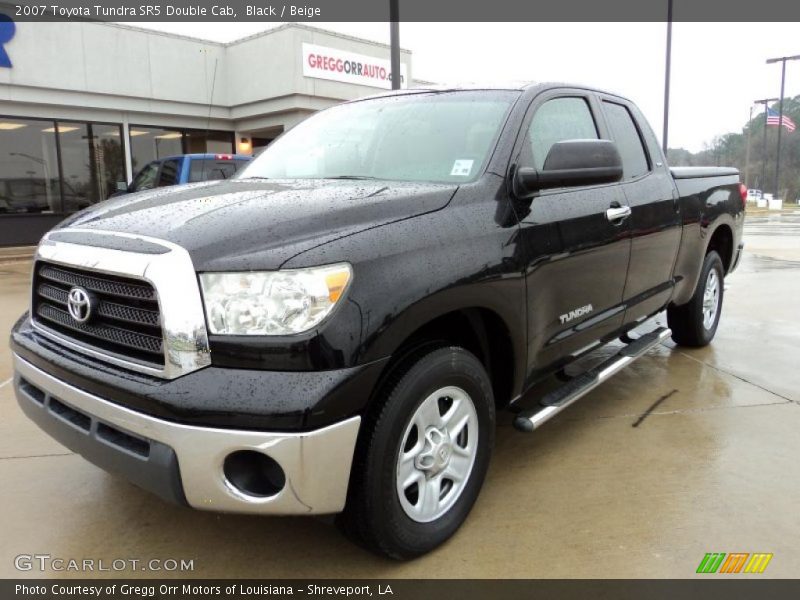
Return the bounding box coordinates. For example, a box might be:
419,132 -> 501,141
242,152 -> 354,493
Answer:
0,377 -> 12,390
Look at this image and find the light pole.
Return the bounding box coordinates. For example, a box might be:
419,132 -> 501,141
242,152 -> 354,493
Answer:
744,105 -> 753,188
389,0 -> 401,90
766,54 -> 800,198
754,97 -> 779,192
662,0 -> 673,153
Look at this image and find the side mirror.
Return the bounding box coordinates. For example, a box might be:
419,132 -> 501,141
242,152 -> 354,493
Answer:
115,181 -> 129,193
514,139 -> 623,196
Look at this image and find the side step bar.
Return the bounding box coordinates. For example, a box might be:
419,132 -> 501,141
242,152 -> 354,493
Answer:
513,327 -> 672,433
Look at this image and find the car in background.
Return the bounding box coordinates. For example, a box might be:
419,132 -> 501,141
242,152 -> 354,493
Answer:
746,189 -> 762,202
114,153 -> 252,196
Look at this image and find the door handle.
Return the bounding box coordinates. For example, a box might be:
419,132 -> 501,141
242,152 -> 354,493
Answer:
672,188 -> 681,211
606,206 -> 632,222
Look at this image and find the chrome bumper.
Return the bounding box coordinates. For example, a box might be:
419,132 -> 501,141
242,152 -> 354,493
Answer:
13,354 -> 361,515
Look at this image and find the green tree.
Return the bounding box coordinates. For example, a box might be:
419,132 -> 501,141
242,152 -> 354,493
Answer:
668,95 -> 800,202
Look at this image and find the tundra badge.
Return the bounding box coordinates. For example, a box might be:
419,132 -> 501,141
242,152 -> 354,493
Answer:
559,304 -> 594,324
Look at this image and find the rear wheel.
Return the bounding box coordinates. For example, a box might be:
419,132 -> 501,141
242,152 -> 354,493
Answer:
337,346 -> 494,559
667,250 -> 724,347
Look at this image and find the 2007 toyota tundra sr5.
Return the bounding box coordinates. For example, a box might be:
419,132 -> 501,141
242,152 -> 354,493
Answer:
11,83 -> 744,559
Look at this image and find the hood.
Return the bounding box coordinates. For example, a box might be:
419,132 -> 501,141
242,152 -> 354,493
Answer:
55,179 -> 457,270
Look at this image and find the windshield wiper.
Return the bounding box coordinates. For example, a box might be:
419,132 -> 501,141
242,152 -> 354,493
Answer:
326,175 -> 382,180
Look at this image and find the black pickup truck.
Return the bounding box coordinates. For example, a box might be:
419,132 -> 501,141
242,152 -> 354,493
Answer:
10,83 -> 744,559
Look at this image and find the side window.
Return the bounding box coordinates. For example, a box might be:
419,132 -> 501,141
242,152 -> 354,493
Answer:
130,161 -> 159,192
525,97 -> 598,170
189,159 -> 239,182
602,101 -> 650,180
157,159 -> 181,187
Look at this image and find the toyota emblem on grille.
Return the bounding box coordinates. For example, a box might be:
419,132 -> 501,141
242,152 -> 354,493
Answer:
67,287 -> 93,323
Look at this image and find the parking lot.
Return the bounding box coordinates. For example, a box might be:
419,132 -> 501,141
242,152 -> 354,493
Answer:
1,212 -> 799,579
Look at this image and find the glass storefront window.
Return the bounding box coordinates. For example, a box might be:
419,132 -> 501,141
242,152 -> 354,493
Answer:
1,118 -> 236,222
205,131 -> 235,155
129,126 -> 235,176
184,130 -> 235,155
129,127 -> 183,172
57,122 -> 125,211
91,124 -> 126,201
0,117 -> 125,220
0,117 -> 60,214
56,122 -> 92,212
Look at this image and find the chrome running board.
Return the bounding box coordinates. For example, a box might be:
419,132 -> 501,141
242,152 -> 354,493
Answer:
513,327 -> 672,433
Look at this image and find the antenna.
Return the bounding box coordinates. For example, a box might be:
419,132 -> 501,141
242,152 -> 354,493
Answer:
200,50 -> 219,181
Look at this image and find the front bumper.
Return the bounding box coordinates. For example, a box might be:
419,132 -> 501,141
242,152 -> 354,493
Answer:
11,314 -> 386,431
13,354 -> 361,515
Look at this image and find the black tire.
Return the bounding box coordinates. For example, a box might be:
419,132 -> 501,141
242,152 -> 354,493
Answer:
337,345 -> 495,559
667,250 -> 725,347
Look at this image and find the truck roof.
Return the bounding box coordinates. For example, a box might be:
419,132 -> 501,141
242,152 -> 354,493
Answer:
356,81 -> 634,103
156,153 -> 252,161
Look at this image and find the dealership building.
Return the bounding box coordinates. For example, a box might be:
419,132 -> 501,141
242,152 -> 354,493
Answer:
0,21 -> 413,246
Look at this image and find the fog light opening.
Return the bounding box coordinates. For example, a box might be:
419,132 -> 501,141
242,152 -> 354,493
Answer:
223,450 -> 286,498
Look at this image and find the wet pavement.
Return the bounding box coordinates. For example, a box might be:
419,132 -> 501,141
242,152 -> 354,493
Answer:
1,212 -> 799,578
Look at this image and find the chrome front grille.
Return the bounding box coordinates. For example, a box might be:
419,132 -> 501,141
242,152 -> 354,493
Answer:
33,229 -> 212,379
32,261 -> 165,367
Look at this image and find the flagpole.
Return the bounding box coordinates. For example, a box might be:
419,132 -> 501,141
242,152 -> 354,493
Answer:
766,54 -> 800,198
762,105 -> 768,192
754,98 -> 777,192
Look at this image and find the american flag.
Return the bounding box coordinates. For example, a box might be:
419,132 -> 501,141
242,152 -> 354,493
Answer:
766,107 -> 797,132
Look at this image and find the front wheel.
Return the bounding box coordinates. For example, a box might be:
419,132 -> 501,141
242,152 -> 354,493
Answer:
337,346 -> 495,559
668,250 -> 725,347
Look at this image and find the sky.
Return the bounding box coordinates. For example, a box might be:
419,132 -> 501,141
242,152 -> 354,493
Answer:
121,21 -> 800,153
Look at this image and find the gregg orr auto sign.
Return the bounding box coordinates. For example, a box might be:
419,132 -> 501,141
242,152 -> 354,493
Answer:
302,43 -> 407,90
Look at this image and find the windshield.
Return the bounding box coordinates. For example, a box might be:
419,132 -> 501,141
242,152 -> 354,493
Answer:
238,91 -> 519,184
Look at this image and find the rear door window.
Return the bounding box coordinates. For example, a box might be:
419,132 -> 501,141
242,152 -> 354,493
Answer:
189,159 -> 246,182
602,101 -> 650,180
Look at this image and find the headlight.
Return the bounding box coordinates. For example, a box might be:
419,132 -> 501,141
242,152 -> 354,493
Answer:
199,263 -> 352,335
